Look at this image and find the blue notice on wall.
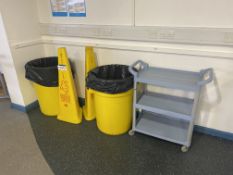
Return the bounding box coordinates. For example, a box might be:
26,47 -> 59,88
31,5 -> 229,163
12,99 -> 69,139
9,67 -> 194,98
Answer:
67,0 -> 86,17
50,0 -> 68,17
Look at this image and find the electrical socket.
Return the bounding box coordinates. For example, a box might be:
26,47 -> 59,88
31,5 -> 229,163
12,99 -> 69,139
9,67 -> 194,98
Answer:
158,30 -> 175,40
224,32 -> 233,43
148,30 -> 158,39
98,28 -> 112,37
57,27 -> 67,34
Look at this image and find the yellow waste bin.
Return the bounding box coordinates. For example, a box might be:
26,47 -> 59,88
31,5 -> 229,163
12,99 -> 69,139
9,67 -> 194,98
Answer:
90,89 -> 133,135
33,83 -> 59,116
86,65 -> 134,135
25,57 -> 59,116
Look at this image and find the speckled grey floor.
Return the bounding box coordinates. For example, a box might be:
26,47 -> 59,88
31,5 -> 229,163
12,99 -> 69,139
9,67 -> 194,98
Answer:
0,99 -> 54,175
27,108 -> 233,175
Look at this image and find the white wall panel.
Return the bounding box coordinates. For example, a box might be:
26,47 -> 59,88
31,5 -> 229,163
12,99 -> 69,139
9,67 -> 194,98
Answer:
135,0 -> 233,28
0,0 -> 44,106
0,14 -> 25,105
37,0 -> 134,26
40,35 -> 233,133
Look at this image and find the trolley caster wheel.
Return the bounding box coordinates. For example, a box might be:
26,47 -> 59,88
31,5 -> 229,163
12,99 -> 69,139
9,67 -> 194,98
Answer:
181,146 -> 189,153
128,130 -> 135,136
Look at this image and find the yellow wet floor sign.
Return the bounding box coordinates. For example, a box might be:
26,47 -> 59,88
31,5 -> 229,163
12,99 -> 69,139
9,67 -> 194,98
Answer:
57,47 -> 82,124
83,46 -> 97,121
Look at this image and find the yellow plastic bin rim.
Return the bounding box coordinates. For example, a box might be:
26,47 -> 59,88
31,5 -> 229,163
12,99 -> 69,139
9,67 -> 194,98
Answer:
88,88 -> 133,98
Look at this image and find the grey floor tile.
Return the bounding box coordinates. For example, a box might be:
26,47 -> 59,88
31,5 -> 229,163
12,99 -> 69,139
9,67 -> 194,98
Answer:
0,99 -> 54,175
27,107 -> 233,175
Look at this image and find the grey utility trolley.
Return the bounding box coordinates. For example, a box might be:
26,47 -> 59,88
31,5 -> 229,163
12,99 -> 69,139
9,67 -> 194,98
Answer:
128,60 -> 213,152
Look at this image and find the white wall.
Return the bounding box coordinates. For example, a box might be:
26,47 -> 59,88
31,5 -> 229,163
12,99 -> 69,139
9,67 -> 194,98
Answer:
35,0 -> 233,134
38,0 -> 233,28
135,0 -> 233,27
37,0 -> 134,25
1,0 -> 233,134
0,0 -> 44,105
0,0 -> 41,42
41,36 -> 233,134
0,13 -> 24,105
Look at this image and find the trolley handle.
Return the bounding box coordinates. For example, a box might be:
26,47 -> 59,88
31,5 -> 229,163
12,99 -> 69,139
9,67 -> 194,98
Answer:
198,68 -> 213,86
129,60 -> 149,77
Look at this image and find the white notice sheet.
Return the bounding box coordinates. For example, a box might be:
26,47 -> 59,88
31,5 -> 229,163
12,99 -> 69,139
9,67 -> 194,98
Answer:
67,0 -> 86,17
50,0 -> 68,16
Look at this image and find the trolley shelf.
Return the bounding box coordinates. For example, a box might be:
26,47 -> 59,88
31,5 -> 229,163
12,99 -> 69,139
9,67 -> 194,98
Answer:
135,111 -> 189,145
135,92 -> 193,121
136,67 -> 202,91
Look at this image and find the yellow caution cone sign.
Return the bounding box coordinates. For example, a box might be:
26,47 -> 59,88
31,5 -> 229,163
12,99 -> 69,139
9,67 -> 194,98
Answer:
83,46 -> 97,121
57,47 -> 82,124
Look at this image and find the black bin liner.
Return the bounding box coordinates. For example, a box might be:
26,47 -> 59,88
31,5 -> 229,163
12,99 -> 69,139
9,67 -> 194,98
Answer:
25,57 -> 58,87
86,64 -> 134,94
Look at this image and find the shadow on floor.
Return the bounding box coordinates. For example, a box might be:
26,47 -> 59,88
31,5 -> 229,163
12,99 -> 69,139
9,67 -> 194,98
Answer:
27,108 -> 233,175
